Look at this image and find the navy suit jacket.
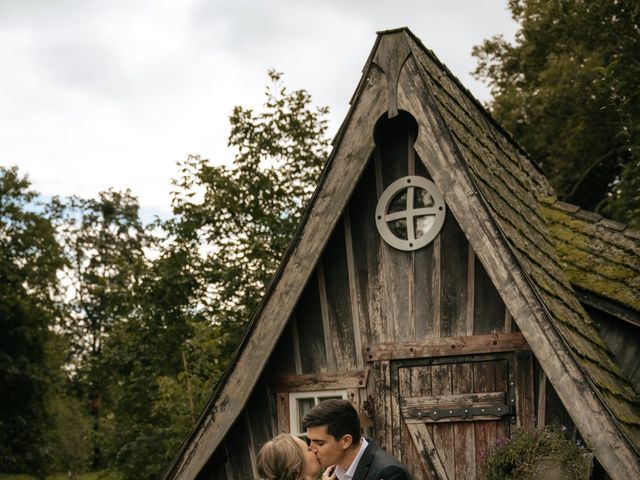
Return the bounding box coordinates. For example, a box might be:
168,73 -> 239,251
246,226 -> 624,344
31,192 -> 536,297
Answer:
352,441 -> 412,480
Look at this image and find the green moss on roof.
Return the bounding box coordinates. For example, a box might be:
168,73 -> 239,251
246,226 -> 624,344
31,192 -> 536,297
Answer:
541,199 -> 640,312
406,31 -> 640,453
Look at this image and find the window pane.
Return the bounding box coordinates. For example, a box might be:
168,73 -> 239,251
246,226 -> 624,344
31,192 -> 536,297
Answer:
297,398 -> 315,433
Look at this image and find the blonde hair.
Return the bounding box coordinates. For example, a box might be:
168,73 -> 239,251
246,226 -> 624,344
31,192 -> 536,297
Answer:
256,433 -> 306,480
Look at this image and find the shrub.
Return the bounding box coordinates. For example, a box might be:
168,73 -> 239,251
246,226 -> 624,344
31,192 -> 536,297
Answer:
485,427 -> 591,480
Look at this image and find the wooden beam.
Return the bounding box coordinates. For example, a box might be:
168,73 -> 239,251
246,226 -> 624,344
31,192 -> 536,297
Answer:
402,392 -> 505,409
365,332 -> 529,361
271,370 -> 368,393
168,64 -> 388,480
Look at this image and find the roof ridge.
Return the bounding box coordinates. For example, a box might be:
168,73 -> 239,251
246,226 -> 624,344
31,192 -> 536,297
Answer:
549,199 -> 640,239
400,28 -> 545,177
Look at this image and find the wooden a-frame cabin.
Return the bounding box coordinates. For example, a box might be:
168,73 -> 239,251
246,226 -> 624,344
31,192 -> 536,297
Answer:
164,28 -> 640,480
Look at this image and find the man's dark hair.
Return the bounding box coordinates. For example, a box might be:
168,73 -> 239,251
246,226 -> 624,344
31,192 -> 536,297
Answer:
301,399 -> 361,444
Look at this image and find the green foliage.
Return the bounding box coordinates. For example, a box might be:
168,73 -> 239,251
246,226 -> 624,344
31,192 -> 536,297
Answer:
0,471 -> 121,480
45,392 -> 93,477
106,70 -> 329,480
55,190 -> 152,469
0,71 -> 328,479
473,0 -> 640,226
485,427 -> 591,480
166,69 -> 329,356
0,167 -> 64,475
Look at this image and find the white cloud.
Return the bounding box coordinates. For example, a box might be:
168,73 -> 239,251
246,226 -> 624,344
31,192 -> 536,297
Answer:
0,0 -> 517,222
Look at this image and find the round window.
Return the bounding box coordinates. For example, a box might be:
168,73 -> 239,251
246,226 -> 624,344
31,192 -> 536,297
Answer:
375,176 -> 446,251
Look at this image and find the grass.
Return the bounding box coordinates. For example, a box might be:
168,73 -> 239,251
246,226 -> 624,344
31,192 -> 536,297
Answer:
0,472 -> 121,480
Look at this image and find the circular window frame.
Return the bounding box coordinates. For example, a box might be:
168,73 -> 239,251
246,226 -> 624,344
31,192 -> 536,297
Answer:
375,175 -> 446,251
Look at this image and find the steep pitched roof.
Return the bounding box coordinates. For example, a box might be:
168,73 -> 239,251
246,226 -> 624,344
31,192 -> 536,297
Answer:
399,27 -> 640,466
164,28 -> 640,479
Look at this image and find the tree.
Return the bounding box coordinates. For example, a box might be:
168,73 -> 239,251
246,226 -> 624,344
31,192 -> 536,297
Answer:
0,166 -> 64,475
55,189 -> 152,468
109,70 -> 330,480
473,0 -> 640,226
167,69 -> 330,356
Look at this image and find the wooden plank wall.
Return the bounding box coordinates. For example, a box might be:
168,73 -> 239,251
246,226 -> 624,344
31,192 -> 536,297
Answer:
195,112 -> 575,479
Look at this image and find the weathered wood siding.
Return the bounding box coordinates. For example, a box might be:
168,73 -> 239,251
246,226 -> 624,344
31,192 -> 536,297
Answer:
195,113 -> 573,479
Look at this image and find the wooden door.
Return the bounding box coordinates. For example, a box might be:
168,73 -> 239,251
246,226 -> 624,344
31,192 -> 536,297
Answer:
391,357 -> 516,480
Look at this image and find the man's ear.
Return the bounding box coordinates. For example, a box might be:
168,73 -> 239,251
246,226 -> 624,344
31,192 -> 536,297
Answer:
341,434 -> 353,450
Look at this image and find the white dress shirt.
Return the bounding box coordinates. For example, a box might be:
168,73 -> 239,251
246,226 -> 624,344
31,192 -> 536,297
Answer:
334,438 -> 369,480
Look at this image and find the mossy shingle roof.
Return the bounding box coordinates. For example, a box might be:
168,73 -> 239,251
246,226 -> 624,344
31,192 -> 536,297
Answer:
542,199 -> 640,314
401,29 -> 640,451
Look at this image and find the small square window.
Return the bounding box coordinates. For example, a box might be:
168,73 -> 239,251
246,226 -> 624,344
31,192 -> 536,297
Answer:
289,390 -> 347,436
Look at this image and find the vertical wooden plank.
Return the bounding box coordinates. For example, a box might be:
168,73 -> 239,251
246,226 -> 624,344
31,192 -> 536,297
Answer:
514,351 -> 535,430
290,315 -> 303,375
452,363 -> 476,480
431,364 -> 454,478
343,211 -> 365,369
276,393 -> 290,434
350,158 -> 386,344
346,388 -> 359,409
376,114 -> 413,343
408,123 -> 417,341
245,411 -> 259,479
466,249 -> 475,336
198,445 -> 229,480
246,378 -> 274,454
397,366 -> 427,479
505,310 -> 513,333
409,250 -> 416,341
440,214 -> 468,337
224,441 -> 234,480
264,377 -> 278,437
473,255 -> 506,334
224,414 -> 254,480
268,322 -> 297,376
414,155 -> 435,340
321,220 -> 358,371
408,122 -> 416,176
494,360 -> 511,449
317,263 -> 337,372
544,380 -> 576,435
537,369 -> 547,428
473,361 -> 497,480
433,234 -> 442,338
390,363 -> 402,462
295,273 -> 328,373
373,360 -> 393,451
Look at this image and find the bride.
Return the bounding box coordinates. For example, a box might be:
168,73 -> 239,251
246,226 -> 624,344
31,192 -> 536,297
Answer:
257,433 -> 332,480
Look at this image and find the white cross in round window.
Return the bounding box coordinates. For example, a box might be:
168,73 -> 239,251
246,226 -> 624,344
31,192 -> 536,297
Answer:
375,176 -> 446,251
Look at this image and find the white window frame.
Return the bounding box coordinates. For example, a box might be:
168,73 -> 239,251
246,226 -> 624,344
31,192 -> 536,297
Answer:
289,389 -> 347,436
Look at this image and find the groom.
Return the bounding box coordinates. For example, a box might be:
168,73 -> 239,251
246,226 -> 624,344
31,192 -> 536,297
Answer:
302,399 -> 412,480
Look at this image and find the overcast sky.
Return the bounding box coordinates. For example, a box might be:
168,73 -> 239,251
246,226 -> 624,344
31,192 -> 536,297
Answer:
0,1 -> 518,220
